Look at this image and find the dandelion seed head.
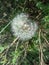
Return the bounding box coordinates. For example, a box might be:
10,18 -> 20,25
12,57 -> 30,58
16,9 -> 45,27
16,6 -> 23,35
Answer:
11,13 -> 38,41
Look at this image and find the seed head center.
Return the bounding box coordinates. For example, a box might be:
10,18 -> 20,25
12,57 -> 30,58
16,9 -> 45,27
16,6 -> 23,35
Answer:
22,23 -> 30,31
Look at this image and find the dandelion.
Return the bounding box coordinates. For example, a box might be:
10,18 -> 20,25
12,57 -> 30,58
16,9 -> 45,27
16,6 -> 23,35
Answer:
11,13 -> 38,41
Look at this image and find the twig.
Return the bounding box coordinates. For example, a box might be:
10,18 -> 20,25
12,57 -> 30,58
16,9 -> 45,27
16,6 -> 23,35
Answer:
17,42 -> 29,65
39,29 -> 45,65
6,61 -> 10,65
0,37 -> 19,58
41,33 -> 49,45
15,41 -> 19,52
15,49 -> 25,65
24,42 -> 28,58
5,37 -> 19,55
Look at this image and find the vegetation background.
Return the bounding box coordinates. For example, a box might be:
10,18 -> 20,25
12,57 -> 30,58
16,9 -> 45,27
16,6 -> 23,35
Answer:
0,0 -> 49,65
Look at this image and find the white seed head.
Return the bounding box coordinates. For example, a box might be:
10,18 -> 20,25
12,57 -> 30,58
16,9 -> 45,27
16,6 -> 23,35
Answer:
11,13 -> 38,41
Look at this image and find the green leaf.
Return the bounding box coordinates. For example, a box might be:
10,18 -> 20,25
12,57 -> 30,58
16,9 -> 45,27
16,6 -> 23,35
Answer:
0,45 -> 4,53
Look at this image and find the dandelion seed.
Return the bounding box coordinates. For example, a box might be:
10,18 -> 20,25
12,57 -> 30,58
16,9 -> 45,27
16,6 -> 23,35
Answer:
11,13 -> 38,41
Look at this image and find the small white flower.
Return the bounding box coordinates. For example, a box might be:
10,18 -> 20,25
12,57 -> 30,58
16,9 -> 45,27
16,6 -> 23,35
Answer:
11,13 -> 38,41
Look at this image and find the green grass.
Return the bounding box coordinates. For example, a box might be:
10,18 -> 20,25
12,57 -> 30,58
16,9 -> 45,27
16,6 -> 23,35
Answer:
0,0 -> 49,65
